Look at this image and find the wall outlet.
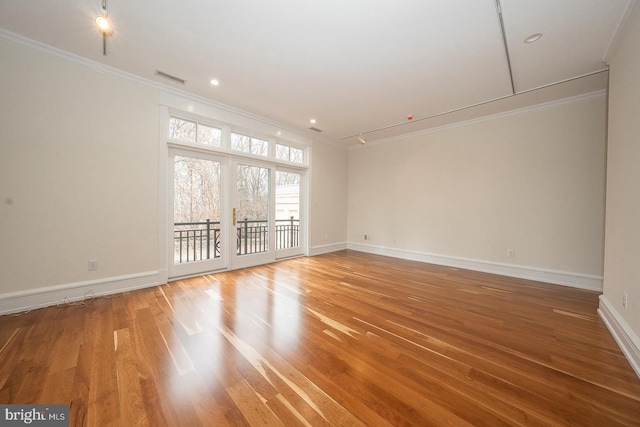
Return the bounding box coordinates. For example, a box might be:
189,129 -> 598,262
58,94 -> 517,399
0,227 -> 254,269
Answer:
88,260 -> 98,271
364,234 -> 368,240
507,249 -> 515,258
324,233 -> 328,241
622,291 -> 628,309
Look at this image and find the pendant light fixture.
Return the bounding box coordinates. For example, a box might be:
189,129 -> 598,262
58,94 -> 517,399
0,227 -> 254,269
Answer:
95,0 -> 113,55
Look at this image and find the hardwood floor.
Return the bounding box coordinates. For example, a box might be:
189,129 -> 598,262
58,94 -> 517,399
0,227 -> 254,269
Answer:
1,250 -> 639,426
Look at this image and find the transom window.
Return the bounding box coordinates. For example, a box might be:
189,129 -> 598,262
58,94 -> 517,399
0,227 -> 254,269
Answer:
169,117 -> 222,147
168,115 -> 306,164
276,143 -> 304,164
231,132 -> 269,157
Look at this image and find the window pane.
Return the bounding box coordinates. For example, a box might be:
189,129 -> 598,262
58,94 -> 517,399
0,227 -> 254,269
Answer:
169,117 -> 196,142
236,164 -> 270,255
290,147 -> 304,164
275,144 -> 290,161
231,132 -> 251,153
173,156 -> 222,262
251,137 -> 269,156
276,171 -> 300,250
198,124 -> 222,147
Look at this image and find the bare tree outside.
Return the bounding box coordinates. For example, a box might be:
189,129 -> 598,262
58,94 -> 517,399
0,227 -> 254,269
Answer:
236,164 -> 269,221
174,156 -> 221,262
169,117 -> 196,142
276,171 -> 300,186
174,156 -> 221,223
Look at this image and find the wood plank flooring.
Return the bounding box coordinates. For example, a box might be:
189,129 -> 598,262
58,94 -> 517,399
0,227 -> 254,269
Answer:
1,250 -> 639,426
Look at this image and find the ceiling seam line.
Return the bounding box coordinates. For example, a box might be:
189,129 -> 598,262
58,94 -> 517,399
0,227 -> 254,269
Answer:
495,0 -> 516,95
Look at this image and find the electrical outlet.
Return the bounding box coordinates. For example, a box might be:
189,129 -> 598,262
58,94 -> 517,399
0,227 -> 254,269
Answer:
507,249 -> 515,258
364,234 -> 368,240
88,260 -> 98,271
623,292 -> 628,309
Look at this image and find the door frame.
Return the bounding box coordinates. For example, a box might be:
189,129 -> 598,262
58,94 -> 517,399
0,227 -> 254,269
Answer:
158,106 -> 311,283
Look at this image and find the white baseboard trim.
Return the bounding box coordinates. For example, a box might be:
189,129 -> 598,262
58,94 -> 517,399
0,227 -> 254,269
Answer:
309,242 -> 348,256
0,271 -> 162,315
598,295 -> 640,379
347,243 -> 603,291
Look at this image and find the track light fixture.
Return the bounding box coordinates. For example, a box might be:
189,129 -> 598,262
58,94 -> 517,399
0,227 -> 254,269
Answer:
96,16 -> 112,34
95,0 -> 113,55
357,134 -> 366,145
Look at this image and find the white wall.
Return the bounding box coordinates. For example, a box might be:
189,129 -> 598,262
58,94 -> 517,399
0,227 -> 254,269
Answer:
0,36 -> 350,311
0,38 -> 160,295
600,6 -> 640,375
310,141 -> 349,252
348,93 -> 607,288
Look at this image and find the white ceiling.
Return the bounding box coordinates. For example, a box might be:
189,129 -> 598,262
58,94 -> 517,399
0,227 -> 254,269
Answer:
0,0 -> 634,144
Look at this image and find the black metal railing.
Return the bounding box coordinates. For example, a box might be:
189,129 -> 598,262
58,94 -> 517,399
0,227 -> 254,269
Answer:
236,218 -> 269,255
173,217 -> 299,263
174,219 -> 221,263
275,217 -> 300,250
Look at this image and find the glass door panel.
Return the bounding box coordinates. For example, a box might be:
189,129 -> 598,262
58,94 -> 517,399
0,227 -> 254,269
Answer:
170,152 -> 225,277
231,162 -> 275,268
275,170 -> 303,259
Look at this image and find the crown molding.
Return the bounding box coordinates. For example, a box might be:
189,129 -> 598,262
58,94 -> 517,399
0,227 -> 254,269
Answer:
353,89 -> 606,149
603,0 -> 640,63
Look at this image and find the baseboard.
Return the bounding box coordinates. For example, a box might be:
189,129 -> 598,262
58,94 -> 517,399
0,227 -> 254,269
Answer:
0,271 -> 162,315
309,242 -> 348,256
598,295 -> 640,379
347,243 -> 603,291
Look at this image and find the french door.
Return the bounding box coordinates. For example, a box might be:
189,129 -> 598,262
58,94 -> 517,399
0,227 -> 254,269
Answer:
274,168 -> 303,259
229,160 -> 275,269
169,151 -> 304,279
169,148 -> 227,278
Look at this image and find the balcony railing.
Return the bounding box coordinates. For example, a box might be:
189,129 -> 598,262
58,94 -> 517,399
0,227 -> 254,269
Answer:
173,217 -> 299,263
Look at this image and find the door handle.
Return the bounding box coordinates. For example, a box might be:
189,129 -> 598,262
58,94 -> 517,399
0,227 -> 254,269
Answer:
232,208 -> 236,225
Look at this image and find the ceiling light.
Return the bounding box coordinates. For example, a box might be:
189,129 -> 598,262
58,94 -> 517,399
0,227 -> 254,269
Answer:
95,15 -> 112,34
95,0 -> 112,56
357,135 -> 366,145
310,119 -> 317,124
210,79 -> 220,86
524,33 -> 543,43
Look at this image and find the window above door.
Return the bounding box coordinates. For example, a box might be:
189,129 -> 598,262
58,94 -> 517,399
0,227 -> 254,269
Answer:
168,114 -> 308,167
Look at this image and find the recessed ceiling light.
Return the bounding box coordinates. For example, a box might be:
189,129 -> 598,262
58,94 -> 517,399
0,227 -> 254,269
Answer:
524,33 -> 543,43
310,119 -> 316,124
210,79 -> 220,86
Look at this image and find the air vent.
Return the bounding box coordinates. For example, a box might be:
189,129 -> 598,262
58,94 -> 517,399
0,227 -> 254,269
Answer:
155,70 -> 186,85
309,127 -> 323,133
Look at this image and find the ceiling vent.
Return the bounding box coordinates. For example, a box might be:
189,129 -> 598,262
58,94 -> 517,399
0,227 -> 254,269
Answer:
309,127 -> 323,133
155,70 -> 186,85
